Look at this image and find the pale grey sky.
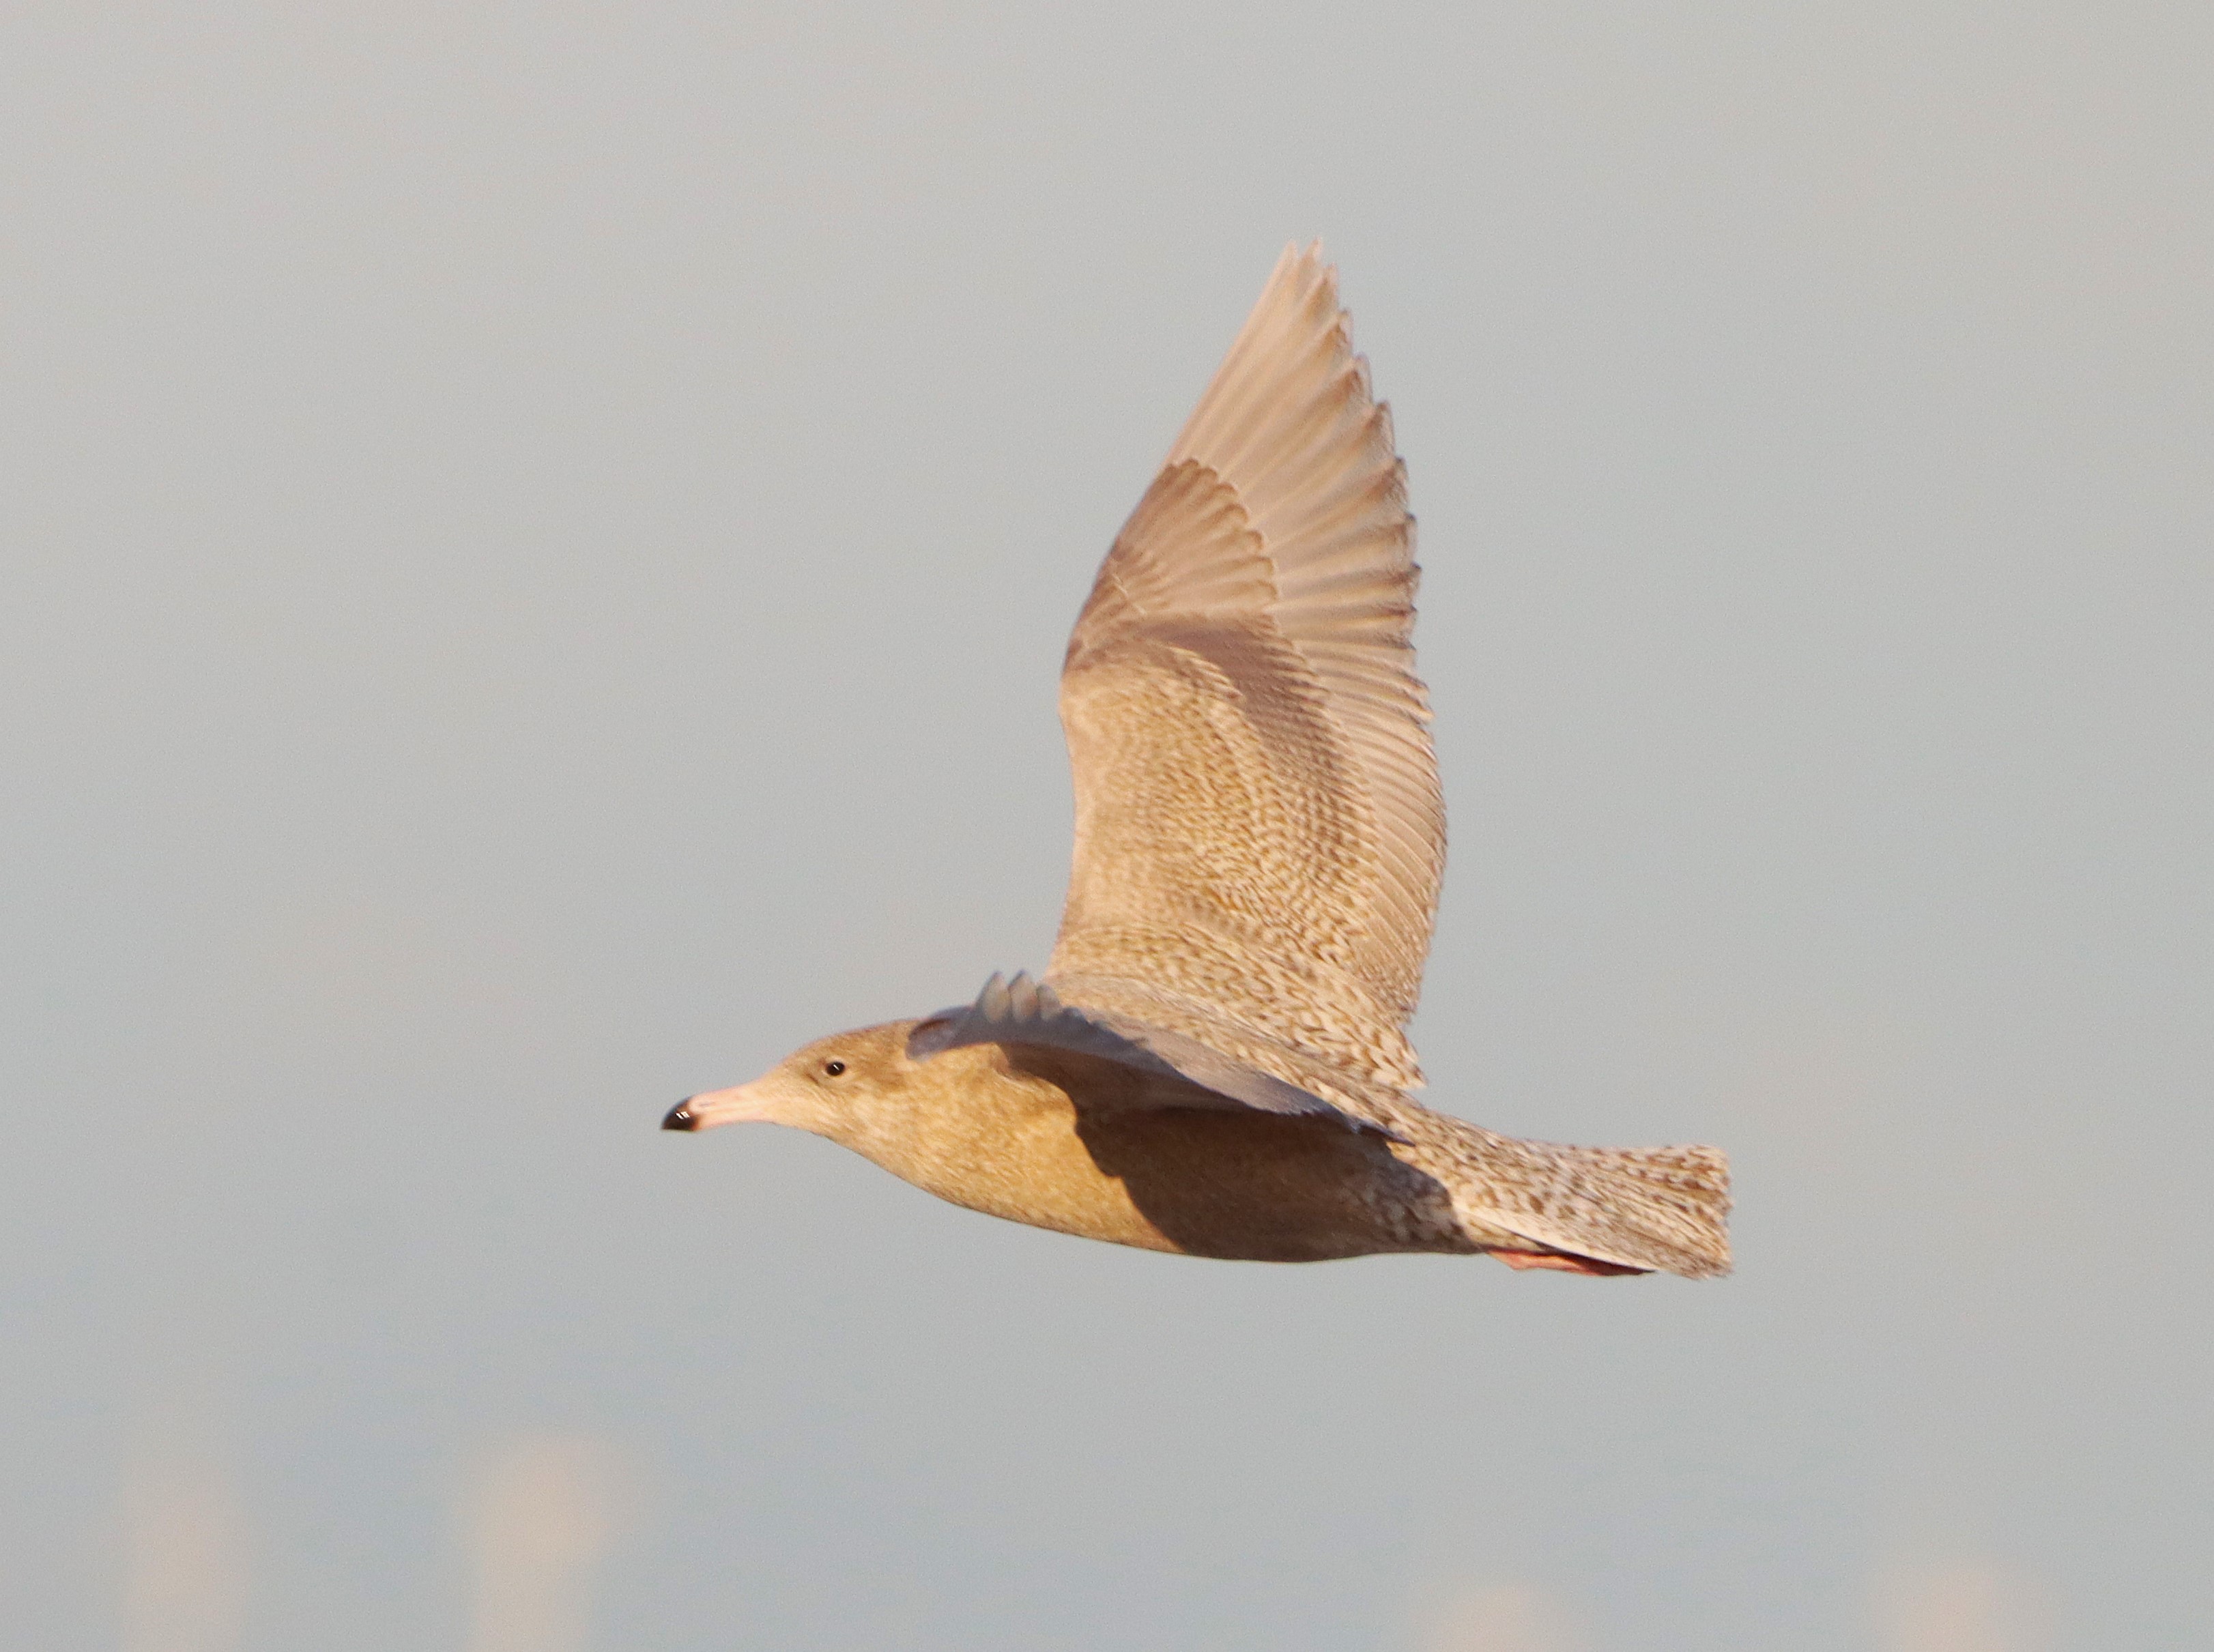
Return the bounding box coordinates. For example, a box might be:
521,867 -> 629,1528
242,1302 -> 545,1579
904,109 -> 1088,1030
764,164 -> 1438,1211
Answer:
5,5 -> 2209,1649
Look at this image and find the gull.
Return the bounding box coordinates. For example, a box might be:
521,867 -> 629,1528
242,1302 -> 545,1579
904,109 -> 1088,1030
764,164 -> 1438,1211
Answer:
665,246 -> 1731,1278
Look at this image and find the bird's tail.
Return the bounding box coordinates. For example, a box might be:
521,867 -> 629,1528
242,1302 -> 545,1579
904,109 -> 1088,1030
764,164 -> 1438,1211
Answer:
1536,1140 -> 1734,1279
1415,1117 -> 1734,1279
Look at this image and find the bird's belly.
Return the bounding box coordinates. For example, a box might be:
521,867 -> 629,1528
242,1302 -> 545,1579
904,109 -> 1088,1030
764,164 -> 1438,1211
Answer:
891,1076 -> 1471,1262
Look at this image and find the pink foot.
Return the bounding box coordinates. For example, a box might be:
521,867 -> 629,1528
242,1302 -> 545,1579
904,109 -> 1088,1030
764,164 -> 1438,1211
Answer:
1493,1249 -> 1648,1277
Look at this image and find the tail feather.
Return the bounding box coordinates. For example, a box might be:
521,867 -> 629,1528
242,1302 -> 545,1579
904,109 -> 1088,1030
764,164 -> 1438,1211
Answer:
1547,1141 -> 1734,1278
1409,1113 -> 1734,1279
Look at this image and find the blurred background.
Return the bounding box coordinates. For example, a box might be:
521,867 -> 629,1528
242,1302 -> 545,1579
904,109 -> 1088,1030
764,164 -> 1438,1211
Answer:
5,4 -> 2208,1648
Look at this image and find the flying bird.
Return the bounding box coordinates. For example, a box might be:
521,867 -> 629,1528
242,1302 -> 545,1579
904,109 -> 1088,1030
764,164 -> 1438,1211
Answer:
665,246 -> 1731,1279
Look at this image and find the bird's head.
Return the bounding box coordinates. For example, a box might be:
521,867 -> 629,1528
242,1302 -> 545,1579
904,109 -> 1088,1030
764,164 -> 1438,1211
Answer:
663,1020 -> 934,1154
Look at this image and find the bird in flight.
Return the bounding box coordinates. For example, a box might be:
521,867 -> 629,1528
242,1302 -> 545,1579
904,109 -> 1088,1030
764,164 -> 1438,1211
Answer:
665,246 -> 1730,1279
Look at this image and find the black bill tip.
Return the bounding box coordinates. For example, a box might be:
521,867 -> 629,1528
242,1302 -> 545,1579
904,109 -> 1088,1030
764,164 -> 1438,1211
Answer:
661,1101 -> 698,1132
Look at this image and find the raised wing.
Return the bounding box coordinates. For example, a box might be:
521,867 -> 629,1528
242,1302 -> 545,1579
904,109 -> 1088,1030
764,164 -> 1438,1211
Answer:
1046,245 -> 1444,1096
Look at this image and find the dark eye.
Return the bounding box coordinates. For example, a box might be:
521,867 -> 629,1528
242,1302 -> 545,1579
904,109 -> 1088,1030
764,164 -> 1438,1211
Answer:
823,1060 -> 847,1077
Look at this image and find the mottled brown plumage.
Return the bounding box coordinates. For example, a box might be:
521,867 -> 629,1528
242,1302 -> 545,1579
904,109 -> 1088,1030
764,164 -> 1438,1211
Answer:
667,246 -> 1731,1279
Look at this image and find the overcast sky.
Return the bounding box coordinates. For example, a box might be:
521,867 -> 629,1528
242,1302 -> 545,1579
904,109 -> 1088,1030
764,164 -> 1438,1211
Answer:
5,5 -> 2209,1649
